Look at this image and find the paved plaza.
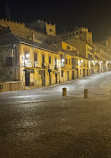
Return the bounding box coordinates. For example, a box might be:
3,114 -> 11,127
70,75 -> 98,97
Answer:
0,72 -> 111,158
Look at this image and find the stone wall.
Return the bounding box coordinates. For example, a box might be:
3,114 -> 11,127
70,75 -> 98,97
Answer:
0,81 -> 23,92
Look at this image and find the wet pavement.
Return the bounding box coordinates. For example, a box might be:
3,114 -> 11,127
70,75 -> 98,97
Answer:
1,72 -> 111,157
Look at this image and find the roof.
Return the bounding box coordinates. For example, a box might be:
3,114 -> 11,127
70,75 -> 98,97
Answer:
0,32 -> 19,46
0,31 -> 58,54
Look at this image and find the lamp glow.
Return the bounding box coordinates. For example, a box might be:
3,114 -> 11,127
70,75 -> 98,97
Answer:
26,54 -> 30,59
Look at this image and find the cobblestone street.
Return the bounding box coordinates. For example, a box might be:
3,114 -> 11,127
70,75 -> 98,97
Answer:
0,72 -> 111,158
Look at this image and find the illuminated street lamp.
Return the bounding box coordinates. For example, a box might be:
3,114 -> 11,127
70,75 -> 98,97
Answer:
61,59 -> 65,62
25,53 -> 30,59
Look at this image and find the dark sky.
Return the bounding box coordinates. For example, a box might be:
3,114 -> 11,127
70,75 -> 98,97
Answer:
1,0 -> 111,41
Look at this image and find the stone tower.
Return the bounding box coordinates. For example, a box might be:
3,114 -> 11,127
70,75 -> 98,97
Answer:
46,22 -> 56,36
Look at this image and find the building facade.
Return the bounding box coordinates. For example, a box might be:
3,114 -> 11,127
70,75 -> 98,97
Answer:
0,19 -> 111,89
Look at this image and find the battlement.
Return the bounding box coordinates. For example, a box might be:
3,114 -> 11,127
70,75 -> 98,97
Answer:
0,19 -> 49,41
0,18 -> 25,28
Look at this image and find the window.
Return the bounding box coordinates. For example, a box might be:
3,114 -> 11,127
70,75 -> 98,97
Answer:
50,29 -> 52,32
60,54 -> 63,60
87,61 -> 89,67
42,55 -> 45,68
34,53 -> 37,61
61,70 -> 63,77
66,58 -> 67,64
84,61 -> 85,67
54,58 -> 58,70
88,54 -> 92,60
69,59 -> 71,65
49,56 -> 51,64
67,46 -> 70,50
60,54 -> 64,63
72,58 -> 75,65
80,69 -> 81,75
6,57 -> 13,66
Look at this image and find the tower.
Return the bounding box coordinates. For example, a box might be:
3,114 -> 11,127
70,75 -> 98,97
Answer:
46,22 -> 56,36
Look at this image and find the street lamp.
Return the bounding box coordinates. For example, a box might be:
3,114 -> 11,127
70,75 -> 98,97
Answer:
25,53 -> 30,59
61,59 -> 65,62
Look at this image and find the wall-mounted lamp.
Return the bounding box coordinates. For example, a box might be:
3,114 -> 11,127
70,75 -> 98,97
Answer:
61,59 -> 65,62
25,53 -> 30,59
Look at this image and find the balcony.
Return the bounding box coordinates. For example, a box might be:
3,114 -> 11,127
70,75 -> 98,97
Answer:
61,62 -> 65,68
49,64 -> 53,70
34,61 -> 41,68
54,65 -> 58,70
24,60 -> 34,67
72,65 -> 76,69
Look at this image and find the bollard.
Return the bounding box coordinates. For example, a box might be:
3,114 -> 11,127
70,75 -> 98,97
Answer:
62,88 -> 67,96
84,89 -> 88,99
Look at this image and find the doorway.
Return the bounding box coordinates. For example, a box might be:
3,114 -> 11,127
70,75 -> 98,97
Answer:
76,69 -> 79,78
72,71 -> 75,80
55,74 -> 58,83
25,73 -> 30,86
49,74 -> 51,85
39,70 -> 45,86
87,70 -> 89,76
83,69 -> 85,77
67,71 -> 69,81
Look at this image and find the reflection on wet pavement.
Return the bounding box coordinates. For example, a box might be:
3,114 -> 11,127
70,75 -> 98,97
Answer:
0,72 -> 111,158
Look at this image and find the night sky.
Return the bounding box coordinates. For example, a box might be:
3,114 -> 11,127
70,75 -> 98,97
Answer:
0,0 -> 111,41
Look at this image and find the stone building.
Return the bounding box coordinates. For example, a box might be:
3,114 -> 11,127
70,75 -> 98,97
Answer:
0,19 -> 111,90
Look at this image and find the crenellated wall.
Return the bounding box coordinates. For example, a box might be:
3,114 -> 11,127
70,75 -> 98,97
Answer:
0,19 -> 48,42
